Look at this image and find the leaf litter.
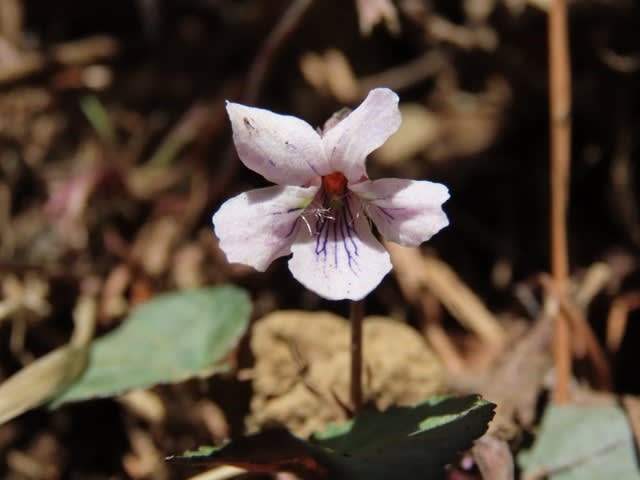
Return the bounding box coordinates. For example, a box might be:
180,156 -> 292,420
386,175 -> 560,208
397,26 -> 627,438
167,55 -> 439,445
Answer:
2,0 -> 640,479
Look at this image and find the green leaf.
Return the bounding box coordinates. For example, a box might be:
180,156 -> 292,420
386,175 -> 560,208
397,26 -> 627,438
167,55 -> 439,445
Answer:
80,95 -> 116,143
168,395 -> 495,480
50,286 -> 250,406
313,395 -> 495,479
167,428 -> 333,476
518,404 -> 640,480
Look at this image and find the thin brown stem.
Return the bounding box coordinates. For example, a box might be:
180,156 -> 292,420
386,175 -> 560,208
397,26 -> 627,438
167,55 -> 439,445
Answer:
244,0 -> 314,103
206,1 -> 314,207
548,0 -> 572,403
350,299 -> 365,413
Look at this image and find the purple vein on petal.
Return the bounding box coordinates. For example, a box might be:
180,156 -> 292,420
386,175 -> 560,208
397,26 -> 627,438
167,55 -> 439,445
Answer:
315,216 -> 329,259
332,213 -> 339,269
342,197 -> 359,272
376,206 -> 396,221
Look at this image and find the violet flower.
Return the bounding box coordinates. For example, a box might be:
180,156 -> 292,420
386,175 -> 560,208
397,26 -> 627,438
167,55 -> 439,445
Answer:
213,88 -> 449,300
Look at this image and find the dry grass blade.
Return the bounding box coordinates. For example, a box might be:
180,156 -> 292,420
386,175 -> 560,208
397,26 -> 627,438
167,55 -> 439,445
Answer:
420,254 -> 506,349
574,262 -> 611,309
0,345 -> 87,425
606,291 -> 640,353
0,294 -> 96,425
387,242 -> 506,351
386,244 -> 463,371
186,466 -> 246,480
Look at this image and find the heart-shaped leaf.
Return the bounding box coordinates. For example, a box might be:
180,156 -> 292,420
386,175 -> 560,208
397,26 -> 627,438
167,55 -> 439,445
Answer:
168,395 -> 495,480
518,404 -> 640,480
51,286 -> 250,406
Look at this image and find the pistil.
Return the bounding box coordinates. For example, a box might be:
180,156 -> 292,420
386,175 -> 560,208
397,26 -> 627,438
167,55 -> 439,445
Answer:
321,171 -> 348,209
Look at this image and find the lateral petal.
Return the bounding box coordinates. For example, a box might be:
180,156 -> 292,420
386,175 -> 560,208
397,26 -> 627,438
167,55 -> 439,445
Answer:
213,185 -> 318,271
351,178 -> 450,246
288,196 -> 392,300
226,102 -> 329,186
321,88 -> 401,183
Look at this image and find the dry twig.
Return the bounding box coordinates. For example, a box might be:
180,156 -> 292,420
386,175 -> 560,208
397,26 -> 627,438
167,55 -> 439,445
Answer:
243,0 -> 315,103
547,0 -> 572,403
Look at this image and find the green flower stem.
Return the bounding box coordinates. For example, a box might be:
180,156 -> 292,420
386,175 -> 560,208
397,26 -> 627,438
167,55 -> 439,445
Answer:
350,299 -> 365,413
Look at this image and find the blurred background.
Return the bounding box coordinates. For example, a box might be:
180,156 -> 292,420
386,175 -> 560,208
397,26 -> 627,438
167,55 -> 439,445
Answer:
2,0 -> 640,478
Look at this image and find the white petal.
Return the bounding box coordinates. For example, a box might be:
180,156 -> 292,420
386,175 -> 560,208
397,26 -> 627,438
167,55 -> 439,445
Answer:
288,196 -> 392,300
351,179 -> 450,246
226,102 -> 329,186
213,185 -> 318,271
321,88 -> 401,183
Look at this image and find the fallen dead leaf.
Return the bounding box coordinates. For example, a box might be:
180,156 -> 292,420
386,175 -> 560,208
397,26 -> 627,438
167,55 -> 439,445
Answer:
248,310 -> 444,437
0,293 -> 95,425
472,433 -> 515,480
375,103 -> 440,167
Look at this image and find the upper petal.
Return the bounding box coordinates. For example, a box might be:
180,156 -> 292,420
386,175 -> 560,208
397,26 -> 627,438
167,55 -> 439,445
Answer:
351,178 -> 450,246
213,185 -> 318,271
288,196 -> 392,300
321,88 -> 401,183
226,102 -> 329,186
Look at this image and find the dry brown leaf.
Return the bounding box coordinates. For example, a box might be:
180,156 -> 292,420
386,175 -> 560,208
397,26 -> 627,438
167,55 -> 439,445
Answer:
354,0 -> 400,36
123,427 -> 168,479
198,400 -> 230,444
173,243 -> 206,289
130,216 -> 181,276
449,315 -> 552,440
0,346 -> 88,425
0,294 -> 95,425
299,49 -> 359,103
0,0 -> 23,46
375,103 -> 439,167
248,310 -> 443,437
118,389 -> 166,424
472,433 -> 515,480
100,263 -> 131,322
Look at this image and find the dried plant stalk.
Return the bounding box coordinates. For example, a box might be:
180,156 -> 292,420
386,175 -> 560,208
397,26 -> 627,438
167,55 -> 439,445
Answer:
548,0 -> 572,403
244,0 -> 314,103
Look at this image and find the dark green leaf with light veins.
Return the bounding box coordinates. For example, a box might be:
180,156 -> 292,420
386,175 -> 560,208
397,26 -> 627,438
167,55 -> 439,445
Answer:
169,395 -> 495,480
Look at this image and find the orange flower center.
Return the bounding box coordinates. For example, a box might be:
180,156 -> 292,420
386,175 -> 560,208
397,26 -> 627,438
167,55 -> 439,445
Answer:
321,171 -> 347,198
